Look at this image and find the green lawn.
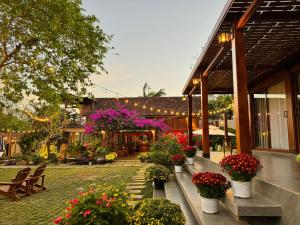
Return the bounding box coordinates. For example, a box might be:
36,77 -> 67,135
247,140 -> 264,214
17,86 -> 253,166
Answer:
0,162 -> 141,225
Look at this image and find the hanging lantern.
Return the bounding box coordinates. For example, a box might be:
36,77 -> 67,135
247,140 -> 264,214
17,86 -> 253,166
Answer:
218,32 -> 231,44
192,78 -> 200,85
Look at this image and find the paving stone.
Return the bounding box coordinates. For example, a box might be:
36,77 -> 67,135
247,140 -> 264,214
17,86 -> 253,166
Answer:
126,185 -> 146,190
127,182 -> 145,186
128,189 -> 142,194
131,194 -> 144,200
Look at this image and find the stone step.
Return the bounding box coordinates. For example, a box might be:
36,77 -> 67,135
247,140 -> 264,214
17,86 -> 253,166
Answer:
165,175 -> 198,225
131,194 -> 143,200
128,189 -> 142,194
127,182 -> 145,186
126,185 -> 146,190
175,169 -> 247,225
187,159 -> 282,218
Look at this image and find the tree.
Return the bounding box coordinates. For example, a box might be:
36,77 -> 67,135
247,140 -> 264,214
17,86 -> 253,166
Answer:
0,0 -> 111,106
208,95 -> 233,120
142,83 -> 166,97
0,107 -> 31,131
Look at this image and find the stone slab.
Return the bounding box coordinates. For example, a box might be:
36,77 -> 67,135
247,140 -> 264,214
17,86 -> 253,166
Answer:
126,185 -> 146,190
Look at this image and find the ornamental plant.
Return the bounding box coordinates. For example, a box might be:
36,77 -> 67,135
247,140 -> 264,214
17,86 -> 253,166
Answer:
219,154 -> 263,182
105,152 -> 117,163
183,146 -> 197,158
137,152 -> 150,161
145,165 -> 170,182
192,172 -> 230,199
53,187 -> 130,225
128,198 -> 185,225
171,154 -> 185,166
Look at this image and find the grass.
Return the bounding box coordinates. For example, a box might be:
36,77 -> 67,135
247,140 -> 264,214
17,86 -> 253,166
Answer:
0,161 -> 141,225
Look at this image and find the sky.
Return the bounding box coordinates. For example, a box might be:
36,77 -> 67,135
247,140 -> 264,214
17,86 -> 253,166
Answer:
82,0 -> 227,98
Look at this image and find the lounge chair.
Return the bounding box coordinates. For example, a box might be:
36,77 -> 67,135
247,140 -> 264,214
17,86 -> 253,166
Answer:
0,167 -> 31,201
25,164 -> 47,193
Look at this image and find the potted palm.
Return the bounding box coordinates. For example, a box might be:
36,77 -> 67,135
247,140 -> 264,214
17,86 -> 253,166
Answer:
183,146 -> 197,165
192,172 -> 230,214
171,154 -> 185,173
145,165 -> 170,190
219,154 -> 262,198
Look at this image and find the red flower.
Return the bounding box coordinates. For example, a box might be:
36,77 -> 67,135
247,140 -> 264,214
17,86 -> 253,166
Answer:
53,216 -> 63,224
70,198 -> 78,205
106,202 -> 111,208
171,154 -> 185,166
66,213 -> 71,219
96,200 -> 102,205
83,210 -> 91,218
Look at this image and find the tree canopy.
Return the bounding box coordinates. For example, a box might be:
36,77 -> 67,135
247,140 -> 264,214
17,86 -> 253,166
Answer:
142,83 -> 166,97
0,0 -> 111,106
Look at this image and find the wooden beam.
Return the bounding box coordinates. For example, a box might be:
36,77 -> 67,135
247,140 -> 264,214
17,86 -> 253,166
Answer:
189,85 -> 197,96
203,47 -> 225,77
188,95 -> 193,146
237,0 -> 263,29
231,24 -> 252,154
223,112 -> 228,146
201,76 -> 210,158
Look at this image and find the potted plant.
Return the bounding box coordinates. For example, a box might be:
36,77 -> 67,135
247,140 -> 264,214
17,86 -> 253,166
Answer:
171,154 -> 185,173
219,153 -> 262,198
145,165 -> 170,190
137,152 -> 150,163
183,146 -> 197,165
95,146 -> 108,164
105,152 -> 117,163
192,172 -> 230,214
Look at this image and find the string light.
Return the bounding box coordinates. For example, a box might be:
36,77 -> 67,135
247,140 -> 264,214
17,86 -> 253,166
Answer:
0,128 -> 42,134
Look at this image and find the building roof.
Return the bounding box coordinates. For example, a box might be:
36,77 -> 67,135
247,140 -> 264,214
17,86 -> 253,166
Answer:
183,0 -> 300,94
81,97 -> 201,117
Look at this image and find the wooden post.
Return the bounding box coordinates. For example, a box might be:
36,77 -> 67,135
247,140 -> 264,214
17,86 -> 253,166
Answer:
201,76 -> 210,158
231,24 -> 251,154
188,95 -> 193,145
8,132 -> 12,159
223,112 -> 228,146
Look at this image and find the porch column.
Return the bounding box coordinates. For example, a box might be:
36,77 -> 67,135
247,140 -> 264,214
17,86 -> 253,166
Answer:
187,95 -> 193,146
201,76 -> 210,158
223,112 -> 228,147
231,24 -> 251,154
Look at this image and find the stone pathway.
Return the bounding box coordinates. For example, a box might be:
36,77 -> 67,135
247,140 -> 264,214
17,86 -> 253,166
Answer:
126,164 -> 149,205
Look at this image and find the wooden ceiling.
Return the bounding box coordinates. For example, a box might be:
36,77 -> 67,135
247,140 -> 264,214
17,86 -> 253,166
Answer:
183,0 -> 300,94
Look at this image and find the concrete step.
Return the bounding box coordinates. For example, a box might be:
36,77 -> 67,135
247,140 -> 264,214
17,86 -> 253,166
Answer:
126,185 -> 146,190
165,175 -> 198,225
175,169 -> 248,225
127,182 -> 145,186
188,159 -> 282,219
128,189 -> 142,194
131,194 -> 143,200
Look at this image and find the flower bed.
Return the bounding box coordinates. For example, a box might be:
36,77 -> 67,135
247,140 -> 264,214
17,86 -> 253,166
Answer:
219,154 -> 262,182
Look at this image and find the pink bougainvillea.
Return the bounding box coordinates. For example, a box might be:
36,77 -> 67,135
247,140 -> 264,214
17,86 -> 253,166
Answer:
84,104 -> 169,133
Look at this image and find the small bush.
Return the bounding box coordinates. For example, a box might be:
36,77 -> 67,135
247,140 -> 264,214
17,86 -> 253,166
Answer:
145,165 -> 170,182
48,153 -> 59,164
149,151 -> 172,169
129,198 -> 185,225
31,154 -> 44,165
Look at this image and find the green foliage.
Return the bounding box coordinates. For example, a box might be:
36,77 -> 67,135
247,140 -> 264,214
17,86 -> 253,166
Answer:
0,110 -> 31,131
150,136 -> 182,156
55,187 -> 130,225
48,153 -> 59,164
149,150 -> 172,169
67,141 -> 88,158
30,154 -> 44,165
145,165 -> 170,182
196,184 -> 229,199
96,146 -> 109,156
208,95 -> 233,120
129,198 -> 185,225
19,132 -> 45,156
0,0 -> 111,106
137,152 -> 150,161
142,83 -> 166,97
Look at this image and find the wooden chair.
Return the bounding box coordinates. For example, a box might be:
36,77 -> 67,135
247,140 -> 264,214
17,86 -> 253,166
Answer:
25,164 -> 47,194
0,167 -> 31,201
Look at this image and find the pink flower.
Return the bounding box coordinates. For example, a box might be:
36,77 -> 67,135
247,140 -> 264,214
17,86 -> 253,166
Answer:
53,216 -> 63,224
106,202 -> 111,208
66,213 -> 71,219
70,198 -> 78,205
96,200 -> 102,205
83,210 -> 91,217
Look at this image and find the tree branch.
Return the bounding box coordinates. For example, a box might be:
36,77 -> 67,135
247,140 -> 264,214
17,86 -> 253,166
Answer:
0,43 -> 22,69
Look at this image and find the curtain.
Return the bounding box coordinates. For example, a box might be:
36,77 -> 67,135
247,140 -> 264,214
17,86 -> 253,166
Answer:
268,82 -> 289,150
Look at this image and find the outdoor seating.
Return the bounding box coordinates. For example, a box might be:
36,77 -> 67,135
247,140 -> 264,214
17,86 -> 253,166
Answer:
24,164 -> 47,194
0,167 -> 31,201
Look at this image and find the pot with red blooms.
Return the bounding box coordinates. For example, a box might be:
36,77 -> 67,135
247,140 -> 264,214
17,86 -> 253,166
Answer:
192,172 -> 230,214
171,154 -> 185,173
219,154 -> 262,198
183,146 -> 197,165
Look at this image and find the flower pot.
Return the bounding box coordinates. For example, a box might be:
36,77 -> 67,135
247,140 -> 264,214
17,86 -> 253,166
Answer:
186,157 -> 194,165
140,159 -> 146,163
201,197 -> 218,214
96,157 -> 106,164
89,161 -> 92,165
154,180 -> 164,190
231,180 -> 252,198
174,165 -> 183,173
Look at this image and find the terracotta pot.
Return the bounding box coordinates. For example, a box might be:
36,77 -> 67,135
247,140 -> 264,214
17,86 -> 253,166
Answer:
231,180 -> 252,198
174,165 -> 183,173
154,180 -> 164,190
201,197 -> 218,214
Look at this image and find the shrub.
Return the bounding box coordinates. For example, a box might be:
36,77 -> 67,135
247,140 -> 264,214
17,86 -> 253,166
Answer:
48,153 -> 59,164
129,198 -> 185,225
219,154 -> 262,182
31,154 -> 44,165
145,165 -> 170,182
171,154 -> 185,166
53,187 -> 130,225
192,172 -> 230,199
149,150 -> 172,169
150,136 -> 182,155
137,152 -> 150,161
105,152 -> 117,163
183,146 -> 197,158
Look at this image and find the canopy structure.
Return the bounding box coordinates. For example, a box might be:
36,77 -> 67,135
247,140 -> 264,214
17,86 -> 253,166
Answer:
193,125 -> 235,136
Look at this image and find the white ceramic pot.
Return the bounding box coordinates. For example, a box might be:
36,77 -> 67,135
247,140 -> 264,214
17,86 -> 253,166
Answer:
231,180 -> 252,198
174,165 -> 183,173
186,157 -> 194,165
201,197 -> 218,214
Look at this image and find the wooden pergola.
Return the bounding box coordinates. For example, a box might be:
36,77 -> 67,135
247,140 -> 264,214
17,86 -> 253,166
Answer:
183,0 -> 300,157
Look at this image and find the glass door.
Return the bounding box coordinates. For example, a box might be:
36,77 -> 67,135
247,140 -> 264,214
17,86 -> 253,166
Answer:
294,73 -> 300,153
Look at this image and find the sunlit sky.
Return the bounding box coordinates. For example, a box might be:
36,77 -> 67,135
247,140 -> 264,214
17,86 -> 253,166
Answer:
82,0 -> 227,98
